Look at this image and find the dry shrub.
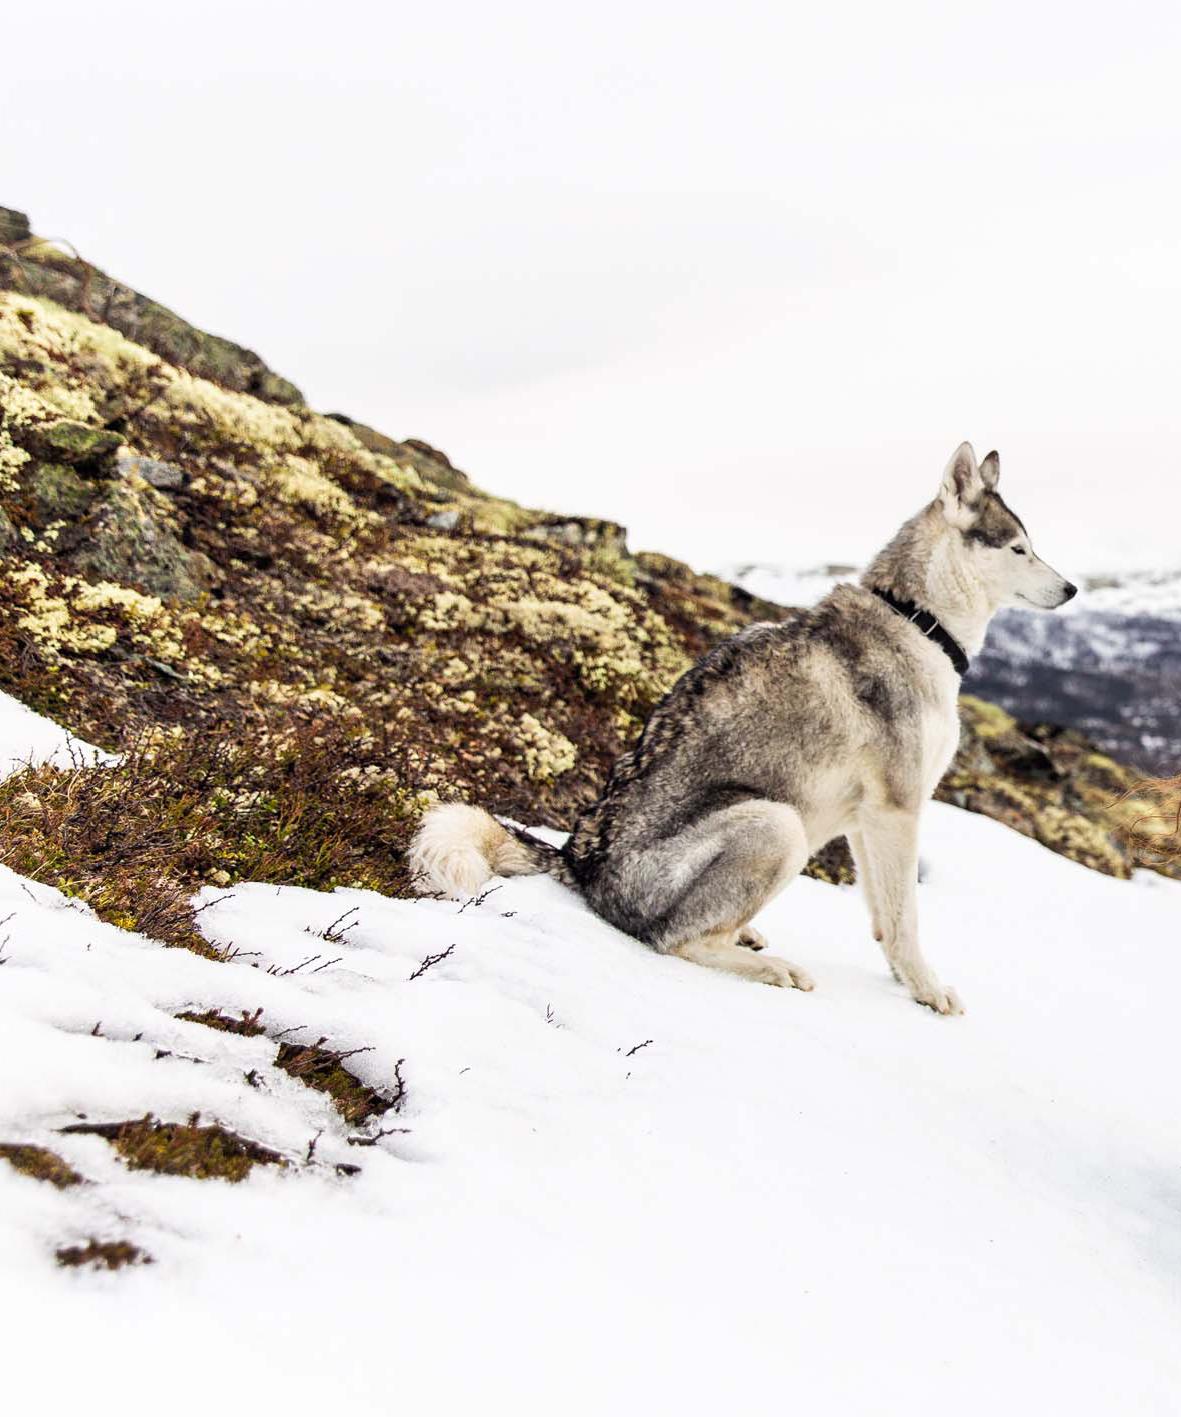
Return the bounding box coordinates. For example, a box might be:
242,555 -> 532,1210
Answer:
0,716 -> 422,957
1118,775 -> 1181,865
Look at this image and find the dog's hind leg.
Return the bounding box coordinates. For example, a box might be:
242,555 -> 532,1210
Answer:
655,800 -> 814,990
858,808 -> 962,1015
672,931 -> 814,989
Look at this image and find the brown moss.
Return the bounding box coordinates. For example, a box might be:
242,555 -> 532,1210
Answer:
56,1238 -> 152,1270
0,1142 -> 84,1189
60,1114 -> 284,1181
176,1007 -> 265,1036
275,1041 -> 399,1125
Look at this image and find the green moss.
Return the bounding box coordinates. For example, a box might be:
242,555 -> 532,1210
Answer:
23,461 -> 93,521
0,1142 -> 84,1188
29,420 -> 124,468
60,1114 -> 284,1181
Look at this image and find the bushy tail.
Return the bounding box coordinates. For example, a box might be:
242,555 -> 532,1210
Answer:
406,803 -> 570,899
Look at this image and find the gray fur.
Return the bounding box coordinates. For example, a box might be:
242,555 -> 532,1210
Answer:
409,443 -> 1076,1013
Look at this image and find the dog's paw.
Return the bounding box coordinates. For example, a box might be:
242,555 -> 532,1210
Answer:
736,925 -> 767,951
756,956 -> 815,991
911,981 -> 964,1015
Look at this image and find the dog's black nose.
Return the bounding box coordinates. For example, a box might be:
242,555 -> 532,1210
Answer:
1062,582 -> 1078,601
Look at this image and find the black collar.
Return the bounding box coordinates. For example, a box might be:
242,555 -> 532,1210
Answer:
870,586 -> 970,676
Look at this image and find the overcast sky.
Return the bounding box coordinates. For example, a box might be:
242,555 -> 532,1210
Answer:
6,2 -> 1180,574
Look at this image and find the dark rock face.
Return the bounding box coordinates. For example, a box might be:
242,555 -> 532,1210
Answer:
0,208 -> 31,245
73,481 -> 216,603
966,608 -> 1181,776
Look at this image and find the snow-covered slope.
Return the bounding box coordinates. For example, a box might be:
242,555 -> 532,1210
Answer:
726,563 -> 1181,773
3,697 -> 1181,1414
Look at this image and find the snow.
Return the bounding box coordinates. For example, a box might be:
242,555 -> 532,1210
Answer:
3,691 -> 1181,1415
0,692 -> 112,774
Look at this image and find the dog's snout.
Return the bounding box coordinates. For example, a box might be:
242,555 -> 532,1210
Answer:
1062,581 -> 1078,602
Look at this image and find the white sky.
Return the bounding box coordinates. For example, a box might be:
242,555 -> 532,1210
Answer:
6,2 -> 1181,574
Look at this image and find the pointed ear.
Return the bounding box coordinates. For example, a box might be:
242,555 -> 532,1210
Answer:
979,449 -> 1000,491
939,442 -> 987,526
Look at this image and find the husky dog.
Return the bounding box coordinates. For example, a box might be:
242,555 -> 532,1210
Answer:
409,444 -> 1076,1013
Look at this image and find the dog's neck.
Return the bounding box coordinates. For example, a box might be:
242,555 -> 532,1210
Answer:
862,504 -> 999,659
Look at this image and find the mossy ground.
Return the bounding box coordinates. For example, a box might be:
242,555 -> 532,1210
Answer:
56,1238 -> 152,1270
275,1040 -> 398,1125
0,1141 -> 84,1188
60,1114 -> 285,1181
178,1008 -> 397,1125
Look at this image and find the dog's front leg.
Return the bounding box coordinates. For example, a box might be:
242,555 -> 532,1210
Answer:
846,830 -> 886,950
859,809 -> 963,1015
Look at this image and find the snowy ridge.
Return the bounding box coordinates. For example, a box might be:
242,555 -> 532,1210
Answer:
723,560 -> 1181,623
3,693 -> 1181,1413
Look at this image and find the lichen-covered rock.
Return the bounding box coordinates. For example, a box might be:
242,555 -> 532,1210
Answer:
23,419 -> 124,471
73,480 -> 217,602
0,206 -> 302,406
935,697 -> 1173,880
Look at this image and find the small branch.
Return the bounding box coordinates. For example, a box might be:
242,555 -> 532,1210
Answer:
346,1125 -> 411,1148
408,943 -> 456,981
457,884 -> 501,914
305,906 -> 359,945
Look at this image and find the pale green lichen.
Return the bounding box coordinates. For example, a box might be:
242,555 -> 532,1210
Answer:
517,712 -> 578,781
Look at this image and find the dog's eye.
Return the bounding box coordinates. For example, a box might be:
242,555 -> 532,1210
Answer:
1012,546 -> 1027,556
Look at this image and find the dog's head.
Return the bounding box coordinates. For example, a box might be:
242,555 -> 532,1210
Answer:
938,442 -> 1077,610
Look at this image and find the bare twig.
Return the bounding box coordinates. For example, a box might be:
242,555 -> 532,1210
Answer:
408,943 -> 456,981
457,884 -> 502,914
305,906 -> 360,945
346,1126 -> 412,1147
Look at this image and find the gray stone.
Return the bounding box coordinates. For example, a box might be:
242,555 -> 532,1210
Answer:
117,448 -> 186,491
